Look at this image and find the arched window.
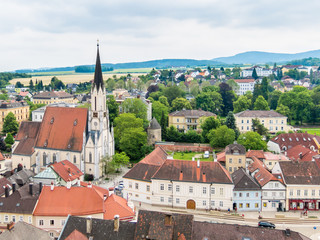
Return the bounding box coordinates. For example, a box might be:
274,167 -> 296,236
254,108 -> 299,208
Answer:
73,156 -> 76,164
53,153 -> 56,163
89,152 -> 92,163
43,153 -> 47,166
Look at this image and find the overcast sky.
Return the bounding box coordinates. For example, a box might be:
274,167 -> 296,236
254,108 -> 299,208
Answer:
1,0 -> 320,71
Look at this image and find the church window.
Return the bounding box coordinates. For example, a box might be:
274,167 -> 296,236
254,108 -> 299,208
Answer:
95,97 -> 97,111
89,153 -> 92,163
53,153 -> 56,163
73,156 -> 76,164
43,153 -> 47,166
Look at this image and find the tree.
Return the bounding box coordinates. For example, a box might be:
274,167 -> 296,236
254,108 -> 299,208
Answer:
207,126 -> 235,148
15,81 -> 24,88
120,127 -> 147,161
201,117 -> 221,141
160,111 -> 167,139
237,131 -> 267,151
251,118 -> 268,136
29,79 -> 34,91
268,90 -> 282,110
276,104 -> 292,122
254,95 -> 270,110
152,101 -> 168,124
225,111 -> 240,138
106,95 -> 119,126
5,133 -> 14,145
0,92 -> 8,100
252,68 -> 258,79
3,112 -> 19,135
122,98 -> 147,120
233,95 -> 251,113
165,126 -> 182,142
195,91 -> 222,114
106,78 -> 116,91
219,82 -> 236,116
261,77 -> 269,101
163,85 -> 185,104
182,130 -> 202,143
171,98 -> 192,111
226,79 -> 240,92
114,113 -> 144,141
159,96 -> 169,107
111,152 -> 130,170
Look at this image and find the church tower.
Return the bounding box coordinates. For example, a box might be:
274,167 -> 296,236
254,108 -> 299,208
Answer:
85,42 -> 114,179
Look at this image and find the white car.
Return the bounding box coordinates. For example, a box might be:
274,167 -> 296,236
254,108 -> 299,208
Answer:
203,151 -> 209,158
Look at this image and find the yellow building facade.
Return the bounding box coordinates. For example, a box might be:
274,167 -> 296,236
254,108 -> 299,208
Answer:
0,101 -> 29,131
32,91 -> 76,105
225,143 -> 246,174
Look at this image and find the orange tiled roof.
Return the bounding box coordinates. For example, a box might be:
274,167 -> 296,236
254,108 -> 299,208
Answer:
65,229 -> 88,240
50,160 -> 83,182
104,194 -> 134,220
216,151 -> 225,162
35,107 -> 88,152
246,150 -> 265,159
286,145 -> 318,162
139,146 -> 168,166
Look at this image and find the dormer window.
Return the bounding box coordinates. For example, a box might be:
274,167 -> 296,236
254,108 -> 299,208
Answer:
296,138 -> 299,141
50,117 -> 54,124
74,119 -> 78,126
44,140 -> 48,147
68,144 -> 71,149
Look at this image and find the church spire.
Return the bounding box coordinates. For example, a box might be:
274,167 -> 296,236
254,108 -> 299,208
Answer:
93,40 -> 104,91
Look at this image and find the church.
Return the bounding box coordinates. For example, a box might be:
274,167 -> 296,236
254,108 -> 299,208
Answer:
11,44 -> 115,179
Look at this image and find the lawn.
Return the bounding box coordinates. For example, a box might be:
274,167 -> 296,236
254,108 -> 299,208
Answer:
300,128 -> 320,136
168,151 -> 214,162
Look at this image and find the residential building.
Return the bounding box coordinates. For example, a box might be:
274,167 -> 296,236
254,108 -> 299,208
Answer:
123,147 -> 168,204
33,160 -> 84,186
168,109 -> 216,132
0,221 -> 51,240
232,168 -> 261,211
0,183 -> 41,228
225,143 -> 246,174
32,91 -> 76,105
286,145 -> 319,162
273,161 -> 320,211
235,110 -> 290,133
268,132 -> 320,153
234,79 -> 255,95
12,44 -> 115,179
147,117 -> 161,145
0,101 -> 29,131
151,159 -> 233,210
246,150 -> 289,170
33,184 -> 135,235
248,157 -> 286,211
0,152 -> 8,174
241,66 -> 273,78
7,169 -> 35,190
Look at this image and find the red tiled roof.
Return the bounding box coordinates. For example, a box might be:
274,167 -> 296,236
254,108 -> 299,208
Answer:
139,146 -> 168,166
286,145 -> 318,162
270,133 -> 320,151
152,160 -> 232,184
50,160 -> 83,182
104,194 -> 134,220
35,107 -> 88,152
216,151 -> 225,162
234,79 -> 255,83
65,229 -> 88,240
246,150 -> 265,159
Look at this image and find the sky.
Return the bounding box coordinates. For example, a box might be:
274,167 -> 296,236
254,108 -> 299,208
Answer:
1,0 -> 320,71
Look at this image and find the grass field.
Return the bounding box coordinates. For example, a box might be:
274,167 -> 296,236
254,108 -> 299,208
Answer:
300,128 -> 320,136
10,72 -> 144,86
168,152 -> 214,162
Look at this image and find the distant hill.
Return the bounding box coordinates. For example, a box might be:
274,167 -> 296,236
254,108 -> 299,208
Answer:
15,59 -> 227,73
213,50 -> 320,64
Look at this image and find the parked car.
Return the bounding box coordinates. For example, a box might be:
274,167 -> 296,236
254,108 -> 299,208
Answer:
203,151 -> 209,158
258,221 -> 275,229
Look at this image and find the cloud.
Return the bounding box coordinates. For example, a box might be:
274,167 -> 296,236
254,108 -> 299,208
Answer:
1,0 -> 320,71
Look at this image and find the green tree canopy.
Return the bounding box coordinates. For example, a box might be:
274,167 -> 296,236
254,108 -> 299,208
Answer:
111,152 -> 130,170
5,132 -> 14,145
171,98 -> 192,111
163,85 -> 185,104
251,118 -> 268,136
159,96 -> 169,107
237,131 -> 267,151
120,128 -> 147,161
219,82 -> 236,116
3,112 -> 19,135
225,111 -> 240,138
253,95 -> 270,110
207,125 -> 235,148
106,95 -> 119,126
122,98 -> 147,120
114,113 -> 144,141
152,101 -> 169,124
195,91 -> 222,114
233,95 -> 251,113
201,116 -> 221,141
268,90 -> 282,110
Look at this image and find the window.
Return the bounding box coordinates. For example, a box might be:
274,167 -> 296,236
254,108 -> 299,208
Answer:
263,192 -> 267,197
234,192 -> 237,197
4,215 -> 8,222
239,193 -> 242,197
135,183 -> 139,190
49,233 -> 54,237
269,183 -> 273,188
220,188 -> 223,195
247,120 -> 249,123
61,220 -> 65,226
203,187 -> 207,194
219,201 -> 223,207
241,120 -> 244,123
19,216 -> 23,222
203,200 -> 207,206
73,156 -> 76,164
89,152 -> 92,163
255,203 -> 259,208
312,190 -> 315,196
177,118 -> 179,123
246,193 -> 249,197
160,184 -> 164,191
304,190 -> 308,196
129,182 -> 132,188
234,167 -> 237,172
28,216 -> 32,224
238,159 -> 242,164
211,200 -> 215,206
263,202 -> 267,207
275,183 -> 279,188
272,203 -> 276,208
146,185 -> 150,192
168,184 -> 172,191
189,186 -> 193,193
176,185 -> 180,192
50,220 -> 54,226
168,197 -> 173,203
255,192 -> 259,197
53,153 -> 56,163
290,189 -> 293,196
176,198 -> 180,204
12,216 -> 16,222
211,187 -> 215,194
297,190 -> 301,196
43,152 -> 47,166
229,158 -> 232,163
229,167 -> 232,172
246,203 -> 250,208
160,197 -> 164,202
239,203 -> 243,208
39,220 -> 44,226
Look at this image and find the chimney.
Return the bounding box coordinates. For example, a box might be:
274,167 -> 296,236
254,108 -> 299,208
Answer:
29,183 -> 33,196
88,182 -> 92,188
299,152 -> 303,159
67,167 -> 70,173
284,152 -> 287,156
214,157 -> 217,162
197,160 -> 200,168
4,186 -> 9,198
86,217 -> 92,234
39,182 -> 43,193
104,194 -> 108,201
114,215 -> 120,232
12,183 -> 16,193
66,181 -> 71,189
50,182 -> 54,191
77,178 -> 81,187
